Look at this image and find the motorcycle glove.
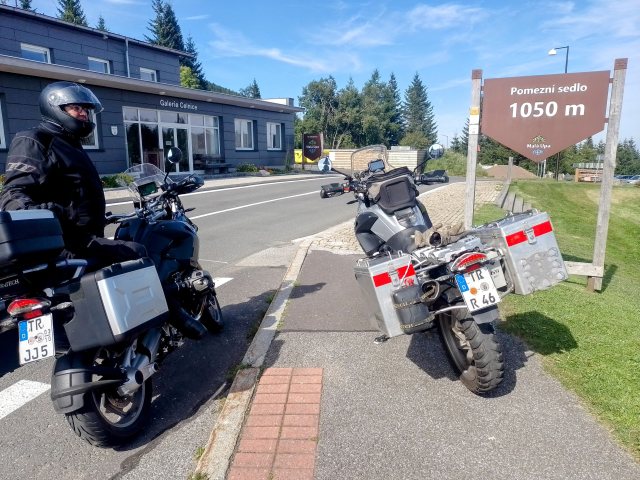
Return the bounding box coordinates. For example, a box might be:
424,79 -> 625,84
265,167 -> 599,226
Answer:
414,222 -> 466,247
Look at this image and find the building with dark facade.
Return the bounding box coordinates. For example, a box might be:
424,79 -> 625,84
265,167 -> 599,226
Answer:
0,5 -> 302,176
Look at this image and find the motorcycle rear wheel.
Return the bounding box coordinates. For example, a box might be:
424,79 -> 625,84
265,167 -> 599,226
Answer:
438,306 -> 504,394
65,347 -> 152,448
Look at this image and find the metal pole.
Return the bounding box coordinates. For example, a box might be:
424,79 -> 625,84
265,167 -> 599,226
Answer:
564,46 -> 569,74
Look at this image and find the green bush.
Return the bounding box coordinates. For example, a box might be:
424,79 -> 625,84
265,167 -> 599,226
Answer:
101,173 -> 134,188
420,150 -> 488,177
237,163 -> 259,173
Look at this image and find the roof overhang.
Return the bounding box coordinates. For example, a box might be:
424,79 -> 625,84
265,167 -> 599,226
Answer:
0,55 -> 303,114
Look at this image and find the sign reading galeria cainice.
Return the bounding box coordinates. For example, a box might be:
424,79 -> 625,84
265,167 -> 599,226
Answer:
481,71 -> 610,162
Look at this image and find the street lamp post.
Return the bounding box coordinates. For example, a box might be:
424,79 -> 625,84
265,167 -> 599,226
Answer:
548,46 -> 570,180
548,45 -> 569,74
441,135 -> 449,148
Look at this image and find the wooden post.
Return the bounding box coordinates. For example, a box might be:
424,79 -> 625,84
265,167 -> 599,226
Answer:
507,156 -> 513,183
464,69 -> 482,229
587,58 -> 628,292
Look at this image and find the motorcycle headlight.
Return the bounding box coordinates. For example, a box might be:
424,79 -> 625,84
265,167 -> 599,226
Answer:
395,208 -> 419,227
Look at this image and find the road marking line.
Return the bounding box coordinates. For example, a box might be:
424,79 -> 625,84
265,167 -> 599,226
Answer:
0,380 -> 50,420
212,277 -> 233,288
190,191 -> 316,219
106,177 -> 332,207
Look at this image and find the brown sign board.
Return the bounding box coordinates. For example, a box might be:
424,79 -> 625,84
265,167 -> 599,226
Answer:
303,133 -> 323,161
481,71 -> 610,162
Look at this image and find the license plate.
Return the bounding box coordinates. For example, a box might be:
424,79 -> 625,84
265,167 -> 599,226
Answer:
455,267 -> 501,312
18,314 -> 55,365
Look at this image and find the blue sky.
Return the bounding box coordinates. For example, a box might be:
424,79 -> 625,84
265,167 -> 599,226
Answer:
29,0 -> 639,144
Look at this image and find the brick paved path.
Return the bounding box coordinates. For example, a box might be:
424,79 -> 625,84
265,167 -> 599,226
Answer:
227,368 -> 323,480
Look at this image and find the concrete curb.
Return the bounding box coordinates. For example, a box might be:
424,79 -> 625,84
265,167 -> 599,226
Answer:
195,238 -> 313,479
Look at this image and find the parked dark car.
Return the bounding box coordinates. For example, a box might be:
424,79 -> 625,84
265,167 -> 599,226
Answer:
417,169 -> 449,185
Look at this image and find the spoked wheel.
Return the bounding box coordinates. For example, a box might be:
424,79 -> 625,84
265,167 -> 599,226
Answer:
194,291 -> 224,333
438,305 -> 504,394
65,347 -> 152,447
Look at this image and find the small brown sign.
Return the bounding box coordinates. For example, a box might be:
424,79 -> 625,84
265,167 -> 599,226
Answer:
481,71 -> 610,162
303,133 -> 323,161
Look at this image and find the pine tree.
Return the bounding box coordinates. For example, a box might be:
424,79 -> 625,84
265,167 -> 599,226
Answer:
239,79 -> 261,99
400,73 -> 437,148
182,35 -> 205,87
20,0 -> 33,10
96,15 -> 107,31
386,73 -> 404,147
57,0 -> 88,27
146,0 -> 185,55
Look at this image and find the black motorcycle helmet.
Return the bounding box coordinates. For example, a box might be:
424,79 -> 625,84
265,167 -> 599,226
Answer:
39,81 -> 103,138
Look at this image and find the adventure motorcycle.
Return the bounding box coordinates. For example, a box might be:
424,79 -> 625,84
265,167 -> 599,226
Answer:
2,148 -> 223,447
324,145 -> 568,394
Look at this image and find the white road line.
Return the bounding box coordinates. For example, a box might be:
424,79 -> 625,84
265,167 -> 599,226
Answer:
190,191 -> 316,219
106,177 -> 331,207
212,277 -> 233,288
0,380 -> 50,421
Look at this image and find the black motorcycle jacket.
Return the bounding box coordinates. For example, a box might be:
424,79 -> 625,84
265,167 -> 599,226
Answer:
0,121 -> 106,254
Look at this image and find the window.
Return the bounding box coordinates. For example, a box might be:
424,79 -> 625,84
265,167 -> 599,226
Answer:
20,43 -> 50,63
123,106 -> 219,170
267,122 -> 282,150
140,67 -> 157,82
80,110 -> 99,149
88,57 -> 110,74
0,100 -> 6,149
234,119 -> 254,150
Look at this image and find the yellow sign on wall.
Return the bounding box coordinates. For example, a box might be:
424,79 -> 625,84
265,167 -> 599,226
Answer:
294,149 -> 330,164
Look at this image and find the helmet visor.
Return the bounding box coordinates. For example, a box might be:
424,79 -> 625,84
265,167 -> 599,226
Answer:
46,83 -> 104,113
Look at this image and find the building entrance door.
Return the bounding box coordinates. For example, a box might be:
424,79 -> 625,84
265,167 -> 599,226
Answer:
162,126 -> 190,172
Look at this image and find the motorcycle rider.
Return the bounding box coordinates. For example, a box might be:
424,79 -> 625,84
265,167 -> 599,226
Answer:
0,81 -> 207,339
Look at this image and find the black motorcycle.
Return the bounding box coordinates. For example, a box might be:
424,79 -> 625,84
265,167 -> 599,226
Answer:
3,148 -> 223,447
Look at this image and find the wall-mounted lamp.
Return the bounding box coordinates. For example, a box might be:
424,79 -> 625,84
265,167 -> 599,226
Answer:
110,125 -> 118,136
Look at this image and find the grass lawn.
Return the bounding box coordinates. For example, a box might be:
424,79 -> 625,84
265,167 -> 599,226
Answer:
475,180 -> 640,460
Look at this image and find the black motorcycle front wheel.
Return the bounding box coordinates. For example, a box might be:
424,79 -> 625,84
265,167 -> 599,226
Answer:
65,347 -> 152,448
438,305 -> 504,394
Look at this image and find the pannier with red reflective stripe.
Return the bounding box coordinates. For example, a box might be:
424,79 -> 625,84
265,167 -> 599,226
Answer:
354,253 -> 429,337
474,210 -> 568,295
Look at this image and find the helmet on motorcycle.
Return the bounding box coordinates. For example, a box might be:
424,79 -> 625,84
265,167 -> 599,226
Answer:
39,81 -> 103,138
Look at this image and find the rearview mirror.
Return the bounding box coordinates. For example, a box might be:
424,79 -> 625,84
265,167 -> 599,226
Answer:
428,144 -> 445,159
167,146 -> 182,164
318,155 -> 332,173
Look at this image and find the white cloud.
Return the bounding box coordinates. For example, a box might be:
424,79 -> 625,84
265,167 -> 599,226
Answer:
542,0 -> 640,39
406,3 -> 488,30
206,23 -> 360,74
183,15 -> 209,21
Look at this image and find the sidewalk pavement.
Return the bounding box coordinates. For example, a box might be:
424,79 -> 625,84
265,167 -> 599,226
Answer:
195,181 -> 640,480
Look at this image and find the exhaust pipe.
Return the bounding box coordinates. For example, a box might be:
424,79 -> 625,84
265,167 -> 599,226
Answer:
117,361 -> 159,396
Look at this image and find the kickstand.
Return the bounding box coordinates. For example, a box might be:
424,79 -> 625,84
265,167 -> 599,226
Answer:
373,334 -> 389,344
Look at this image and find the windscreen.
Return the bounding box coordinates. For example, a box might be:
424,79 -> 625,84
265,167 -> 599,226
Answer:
350,145 -> 394,175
